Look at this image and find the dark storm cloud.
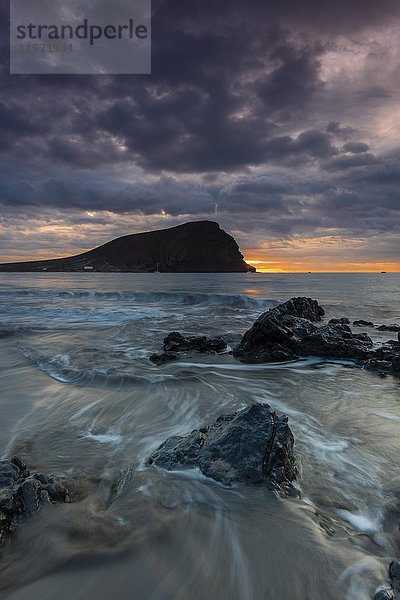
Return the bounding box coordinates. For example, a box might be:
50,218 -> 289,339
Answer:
326,122 -> 357,140
0,0 -> 400,264
325,153 -> 381,171
342,142 -> 370,154
0,0 -> 395,174
0,0 -> 341,172
255,42 -> 323,115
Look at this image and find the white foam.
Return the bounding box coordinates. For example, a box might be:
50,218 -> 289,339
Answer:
69,397 -> 105,421
373,411 -> 400,422
337,510 -> 379,533
309,438 -> 350,453
81,430 -> 124,444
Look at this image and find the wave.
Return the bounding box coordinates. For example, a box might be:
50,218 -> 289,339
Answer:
0,289 -> 276,309
29,361 -> 174,386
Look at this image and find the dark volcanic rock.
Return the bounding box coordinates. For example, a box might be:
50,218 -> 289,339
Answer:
0,326 -> 14,338
0,221 -> 256,273
163,332 -> 227,354
365,342 -> 400,374
149,403 -> 297,491
378,324 -> 400,332
233,297 -> 324,362
234,297 -> 373,363
0,456 -> 70,543
299,324 -> 373,360
150,332 -> 227,365
273,297 -> 325,322
149,352 -> 178,365
353,320 -> 375,327
374,561 -> 400,600
329,318 -> 350,325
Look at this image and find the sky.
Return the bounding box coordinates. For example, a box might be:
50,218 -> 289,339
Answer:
1,0 -> 400,272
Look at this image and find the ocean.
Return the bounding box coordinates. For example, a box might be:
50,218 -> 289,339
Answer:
0,272 -> 399,599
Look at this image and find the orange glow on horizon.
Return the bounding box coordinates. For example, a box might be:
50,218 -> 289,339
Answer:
245,258 -> 400,273
243,234 -> 400,272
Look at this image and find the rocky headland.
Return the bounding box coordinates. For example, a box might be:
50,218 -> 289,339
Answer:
0,221 -> 255,273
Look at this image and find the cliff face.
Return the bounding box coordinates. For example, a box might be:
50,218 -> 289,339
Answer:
0,221 -> 256,273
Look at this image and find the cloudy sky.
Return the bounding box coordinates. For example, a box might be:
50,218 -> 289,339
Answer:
1,0 -> 400,271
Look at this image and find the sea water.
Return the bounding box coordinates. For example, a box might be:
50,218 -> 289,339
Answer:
0,272 -> 399,599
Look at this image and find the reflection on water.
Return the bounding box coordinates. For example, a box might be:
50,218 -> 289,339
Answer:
0,273 -> 399,599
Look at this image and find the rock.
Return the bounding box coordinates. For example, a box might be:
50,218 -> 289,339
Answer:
374,591 -> 394,600
149,403 -> 297,491
374,561 -> 400,600
353,320 -> 375,327
273,297 -> 325,322
365,343 -> 400,374
233,304 -> 320,363
234,298 -> 372,363
329,318 -> 350,324
299,324 -> 373,360
390,561 -> 400,591
106,467 -> 134,509
163,332 -> 227,354
378,324 -> 400,332
150,333 -> 227,364
0,455 -> 70,543
0,326 -> 14,338
19,478 -> 42,515
149,352 -> 178,365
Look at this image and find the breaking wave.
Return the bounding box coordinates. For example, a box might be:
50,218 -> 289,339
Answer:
0,289 -> 276,309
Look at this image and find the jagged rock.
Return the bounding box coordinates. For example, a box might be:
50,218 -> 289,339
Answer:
378,324 -> 400,332
149,403 -> 297,491
105,467 -> 134,509
365,342 -> 400,374
150,332 -> 228,365
374,561 -> 400,600
273,297 -> 325,322
374,591 -> 394,600
0,456 -> 70,543
233,297 -> 323,362
299,324 -> 373,360
234,298 -> 372,363
329,318 -> 350,325
163,332 -> 227,354
149,352 -> 178,365
353,320 -> 375,327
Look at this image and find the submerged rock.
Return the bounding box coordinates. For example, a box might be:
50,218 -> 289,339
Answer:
150,332 -> 227,364
353,320 -> 375,327
377,324 -> 400,333
233,297 -> 372,363
149,403 -> 297,491
364,342 -> 400,375
163,332 -> 227,353
0,455 -> 70,543
374,561 -> 400,600
0,326 -> 14,338
329,317 -> 350,325
149,352 -> 178,365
